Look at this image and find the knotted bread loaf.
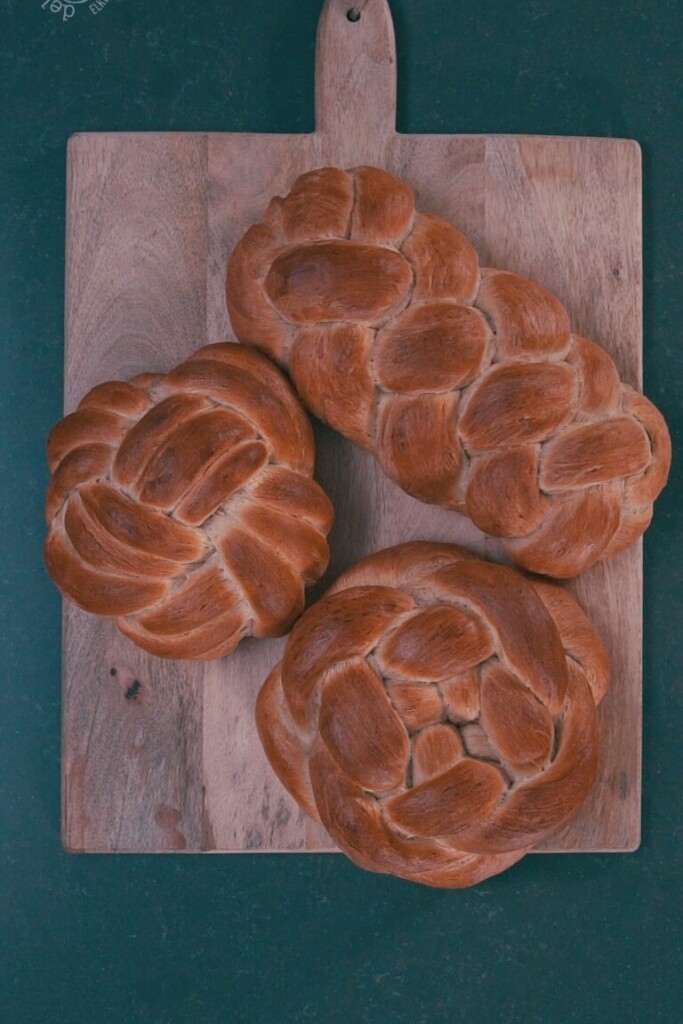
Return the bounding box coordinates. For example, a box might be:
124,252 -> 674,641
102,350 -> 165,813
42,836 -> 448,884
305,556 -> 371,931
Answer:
227,166 -> 670,578
45,343 -> 333,659
257,542 -> 609,887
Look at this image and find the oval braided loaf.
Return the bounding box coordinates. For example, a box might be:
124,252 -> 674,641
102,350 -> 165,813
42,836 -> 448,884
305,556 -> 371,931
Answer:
45,343 -> 333,660
227,165 -> 671,578
257,542 -> 610,888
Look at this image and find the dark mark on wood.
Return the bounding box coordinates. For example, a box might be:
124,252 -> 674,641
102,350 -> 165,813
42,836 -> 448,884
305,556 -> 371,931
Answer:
202,793 -> 218,851
110,667 -> 117,676
245,828 -> 263,850
125,680 -> 142,701
274,800 -> 292,828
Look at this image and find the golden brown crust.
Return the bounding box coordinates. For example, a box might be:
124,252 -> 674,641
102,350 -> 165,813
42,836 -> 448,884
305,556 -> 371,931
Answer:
527,579 -> 610,703
377,393 -> 463,506
45,343 -> 333,659
256,541 -> 609,887
374,302 -> 489,395
289,324 -> 376,448
265,241 -> 412,325
227,166 -> 671,578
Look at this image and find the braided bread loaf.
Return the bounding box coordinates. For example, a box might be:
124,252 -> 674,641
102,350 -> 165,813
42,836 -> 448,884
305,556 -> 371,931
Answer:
45,343 -> 333,660
227,166 -> 670,578
257,542 -> 609,887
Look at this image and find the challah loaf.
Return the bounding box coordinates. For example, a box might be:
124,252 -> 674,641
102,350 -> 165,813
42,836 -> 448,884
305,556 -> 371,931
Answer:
45,343 -> 333,659
257,542 -> 610,887
227,166 -> 670,578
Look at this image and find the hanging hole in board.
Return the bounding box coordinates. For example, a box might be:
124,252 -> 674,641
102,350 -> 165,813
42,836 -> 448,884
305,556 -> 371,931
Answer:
347,7 -> 361,22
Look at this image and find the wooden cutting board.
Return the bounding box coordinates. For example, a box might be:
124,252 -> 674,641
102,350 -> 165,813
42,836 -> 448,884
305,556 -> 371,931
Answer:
63,0 -> 642,854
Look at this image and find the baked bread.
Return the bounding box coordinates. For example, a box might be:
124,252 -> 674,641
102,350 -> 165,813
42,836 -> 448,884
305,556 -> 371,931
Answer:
257,542 -> 609,887
45,343 -> 333,659
227,165 -> 671,578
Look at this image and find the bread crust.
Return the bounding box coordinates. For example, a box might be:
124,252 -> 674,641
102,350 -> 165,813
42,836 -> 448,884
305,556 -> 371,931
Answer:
228,166 -> 670,578
256,541 -> 610,887
45,343 -> 333,659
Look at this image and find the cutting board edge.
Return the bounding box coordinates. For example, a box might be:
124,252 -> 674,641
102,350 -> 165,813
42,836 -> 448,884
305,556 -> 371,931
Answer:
66,131 -> 643,149
59,840 -> 642,855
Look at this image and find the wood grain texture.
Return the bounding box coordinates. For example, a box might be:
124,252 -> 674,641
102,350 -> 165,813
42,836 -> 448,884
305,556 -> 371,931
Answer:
63,0 -> 642,854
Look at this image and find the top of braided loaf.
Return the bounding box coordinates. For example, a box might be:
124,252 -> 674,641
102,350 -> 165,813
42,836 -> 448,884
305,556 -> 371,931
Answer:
44,343 -> 333,660
257,541 -> 609,888
227,165 -> 670,578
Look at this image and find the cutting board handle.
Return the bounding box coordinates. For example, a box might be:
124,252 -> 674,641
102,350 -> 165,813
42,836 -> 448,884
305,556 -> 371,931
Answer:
315,0 -> 397,164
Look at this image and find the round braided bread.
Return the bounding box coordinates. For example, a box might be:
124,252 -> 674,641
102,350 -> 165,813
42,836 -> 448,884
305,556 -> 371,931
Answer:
45,343 -> 333,660
257,542 -> 609,887
227,165 -> 671,578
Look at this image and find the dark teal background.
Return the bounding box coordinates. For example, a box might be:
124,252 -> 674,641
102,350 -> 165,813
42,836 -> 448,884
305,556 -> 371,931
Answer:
2,1 -> 681,1021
